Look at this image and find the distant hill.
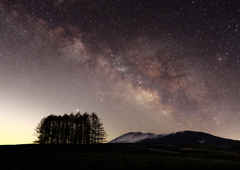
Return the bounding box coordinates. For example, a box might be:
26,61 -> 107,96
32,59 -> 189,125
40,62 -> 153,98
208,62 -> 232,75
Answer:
108,132 -> 156,143
109,131 -> 240,149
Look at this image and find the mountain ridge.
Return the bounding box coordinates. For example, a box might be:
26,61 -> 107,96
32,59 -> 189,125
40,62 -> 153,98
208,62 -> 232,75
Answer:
109,130 -> 240,149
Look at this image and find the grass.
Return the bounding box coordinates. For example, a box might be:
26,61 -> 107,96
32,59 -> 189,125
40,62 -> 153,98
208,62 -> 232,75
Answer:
0,144 -> 239,169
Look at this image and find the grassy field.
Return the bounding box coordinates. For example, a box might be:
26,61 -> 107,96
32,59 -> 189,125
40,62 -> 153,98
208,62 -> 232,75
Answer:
0,144 -> 239,169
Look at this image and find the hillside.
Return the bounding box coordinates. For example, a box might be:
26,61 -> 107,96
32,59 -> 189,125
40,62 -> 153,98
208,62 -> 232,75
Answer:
109,131 -> 240,149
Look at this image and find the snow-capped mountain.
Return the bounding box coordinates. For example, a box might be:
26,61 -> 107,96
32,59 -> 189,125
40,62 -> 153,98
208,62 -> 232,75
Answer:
108,132 -> 157,143
109,131 -> 240,149
108,131 -> 176,143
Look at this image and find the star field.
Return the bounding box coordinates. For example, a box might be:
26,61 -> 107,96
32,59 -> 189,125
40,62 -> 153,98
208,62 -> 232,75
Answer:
0,0 -> 240,144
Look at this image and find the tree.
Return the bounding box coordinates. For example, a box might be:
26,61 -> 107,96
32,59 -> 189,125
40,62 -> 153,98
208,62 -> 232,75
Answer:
33,117 -> 45,144
61,114 -> 69,144
82,113 -> 91,144
90,112 -> 98,144
90,112 -> 107,144
74,112 -> 83,144
68,113 -> 75,144
96,122 -> 107,143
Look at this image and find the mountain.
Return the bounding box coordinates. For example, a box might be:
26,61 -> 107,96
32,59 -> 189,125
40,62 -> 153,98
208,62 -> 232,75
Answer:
108,132 -> 157,143
109,131 -> 240,149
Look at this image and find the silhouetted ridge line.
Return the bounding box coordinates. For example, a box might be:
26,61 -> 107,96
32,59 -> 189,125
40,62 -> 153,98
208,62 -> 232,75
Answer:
109,130 -> 240,149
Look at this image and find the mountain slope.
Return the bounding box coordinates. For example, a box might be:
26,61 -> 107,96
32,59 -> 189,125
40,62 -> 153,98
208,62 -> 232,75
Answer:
108,132 -> 157,143
109,131 -> 240,149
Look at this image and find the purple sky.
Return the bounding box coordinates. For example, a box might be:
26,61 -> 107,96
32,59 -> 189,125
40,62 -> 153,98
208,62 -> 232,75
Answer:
0,0 -> 240,144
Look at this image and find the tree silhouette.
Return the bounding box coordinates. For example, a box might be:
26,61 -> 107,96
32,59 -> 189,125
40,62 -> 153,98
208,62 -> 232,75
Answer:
68,113 -> 75,144
62,114 -> 69,144
34,112 -> 107,144
96,122 -> 107,143
74,112 -> 83,144
33,117 -> 45,144
82,113 -> 91,144
90,112 -> 107,144
90,112 -> 98,144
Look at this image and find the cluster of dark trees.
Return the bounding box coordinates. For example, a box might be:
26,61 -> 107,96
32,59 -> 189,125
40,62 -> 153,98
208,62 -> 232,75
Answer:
34,112 -> 107,144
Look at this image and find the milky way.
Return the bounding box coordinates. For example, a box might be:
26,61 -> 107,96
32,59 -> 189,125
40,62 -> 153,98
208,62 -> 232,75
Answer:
0,0 -> 240,144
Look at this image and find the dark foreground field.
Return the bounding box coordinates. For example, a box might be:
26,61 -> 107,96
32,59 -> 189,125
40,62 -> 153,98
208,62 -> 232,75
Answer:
0,144 -> 239,169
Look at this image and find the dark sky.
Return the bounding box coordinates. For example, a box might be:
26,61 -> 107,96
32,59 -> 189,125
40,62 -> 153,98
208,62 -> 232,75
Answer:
0,0 -> 240,144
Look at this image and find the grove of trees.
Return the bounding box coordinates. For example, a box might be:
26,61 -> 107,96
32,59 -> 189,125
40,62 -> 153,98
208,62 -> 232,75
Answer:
34,112 -> 107,144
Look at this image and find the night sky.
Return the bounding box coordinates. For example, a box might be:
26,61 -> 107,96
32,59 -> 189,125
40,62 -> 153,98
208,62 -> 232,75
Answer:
1,0 -> 240,144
